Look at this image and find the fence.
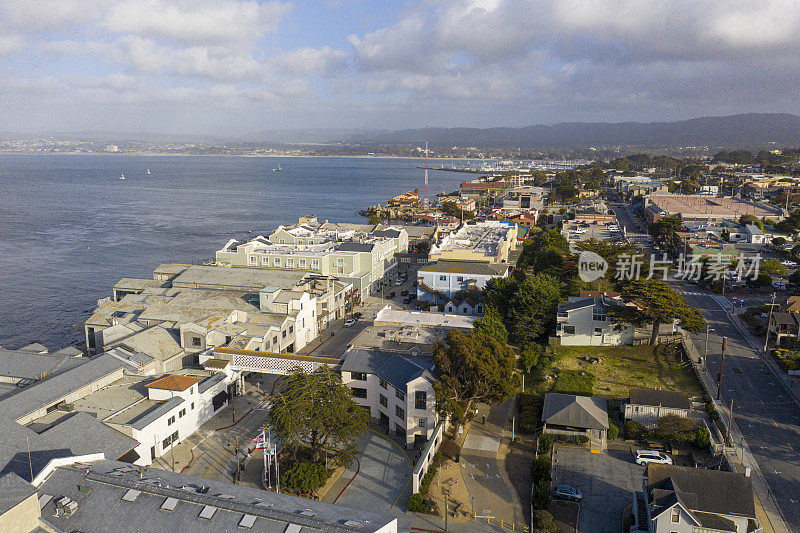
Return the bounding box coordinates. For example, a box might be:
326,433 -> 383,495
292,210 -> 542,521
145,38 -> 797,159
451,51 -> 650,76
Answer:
411,420 -> 445,493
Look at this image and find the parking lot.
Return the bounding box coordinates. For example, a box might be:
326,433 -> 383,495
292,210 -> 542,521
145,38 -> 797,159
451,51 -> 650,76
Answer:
552,445 -> 646,533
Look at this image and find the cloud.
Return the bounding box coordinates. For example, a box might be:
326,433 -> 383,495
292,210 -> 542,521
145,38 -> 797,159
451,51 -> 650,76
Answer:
0,0 -> 107,32
103,0 -> 291,46
272,46 -> 347,76
0,33 -> 24,55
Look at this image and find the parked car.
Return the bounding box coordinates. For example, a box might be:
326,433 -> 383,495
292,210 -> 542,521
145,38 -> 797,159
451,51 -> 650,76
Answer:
403,298 -> 411,304
634,450 -> 673,465
553,485 -> 582,502
387,291 -> 395,298
395,279 -> 404,286
401,290 -> 409,296
344,318 -> 356,327
782,260 -> 797,267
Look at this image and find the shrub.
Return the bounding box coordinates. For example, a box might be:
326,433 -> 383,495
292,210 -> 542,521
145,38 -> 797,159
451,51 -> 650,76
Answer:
625,420 -> 643,440
694,426 -> 710,448
538,434 -> 554,455
281,461 -> 330,494
654,414 -> 699,444
576,435 -> 589,445
530,456 -> 552,484
556,434 -> 570,443
702,393 -> 712,403
419,466 -> 437,494
408,493 -> 430,513
533,510 -> 557,533
706,402 -> 721,422
607,422 -> 619,440
531,480 -> 552,510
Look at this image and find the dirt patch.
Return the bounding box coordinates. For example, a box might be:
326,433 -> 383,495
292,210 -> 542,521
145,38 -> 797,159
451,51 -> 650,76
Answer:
549,499 -> 579,533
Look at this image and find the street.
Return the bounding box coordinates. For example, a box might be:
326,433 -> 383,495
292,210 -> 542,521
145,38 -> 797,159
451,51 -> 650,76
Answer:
612,203 -> 800,532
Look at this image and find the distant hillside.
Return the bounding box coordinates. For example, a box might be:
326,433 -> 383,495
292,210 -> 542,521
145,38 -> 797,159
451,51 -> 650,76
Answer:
344,113 -> 800,149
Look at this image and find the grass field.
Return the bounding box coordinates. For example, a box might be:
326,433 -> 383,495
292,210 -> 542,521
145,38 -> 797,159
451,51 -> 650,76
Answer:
526,343 -> 704,400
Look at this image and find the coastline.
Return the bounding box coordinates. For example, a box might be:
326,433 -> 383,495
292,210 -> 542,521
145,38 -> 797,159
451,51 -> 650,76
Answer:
0,151 -> 479,161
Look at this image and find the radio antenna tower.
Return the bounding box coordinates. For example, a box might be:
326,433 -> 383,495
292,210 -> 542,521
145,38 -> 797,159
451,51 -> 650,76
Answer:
424,125 -> 430,207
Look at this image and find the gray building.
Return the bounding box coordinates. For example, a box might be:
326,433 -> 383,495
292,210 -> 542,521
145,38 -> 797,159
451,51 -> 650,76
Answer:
625,388 -> 691,428
542,393 -> 609,444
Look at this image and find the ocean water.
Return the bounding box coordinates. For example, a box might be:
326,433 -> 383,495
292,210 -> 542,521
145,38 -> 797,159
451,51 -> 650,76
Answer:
0,155 -> 466,350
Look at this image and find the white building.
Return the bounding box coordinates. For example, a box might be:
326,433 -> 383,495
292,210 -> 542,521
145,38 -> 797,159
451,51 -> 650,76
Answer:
428,221 -> 518,264
624,388 -> 691,428
417,260 -> 509,305
341,348 -> 437,448
555,292 -> 635,346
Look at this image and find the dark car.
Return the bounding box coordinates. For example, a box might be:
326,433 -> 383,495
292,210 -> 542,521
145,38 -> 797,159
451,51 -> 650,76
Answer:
403,298 -> 411,304
386,291 -> 395,298
401,290 -> 409,296
553,485 -> 582,502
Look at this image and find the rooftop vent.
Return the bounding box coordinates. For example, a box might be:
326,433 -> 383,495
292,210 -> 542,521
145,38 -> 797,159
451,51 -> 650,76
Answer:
343,520 -> 364,528
199,505 -> 217,520
239,514 -> 257,529
298,509 -> 317,517
161,497 -> 179,511
121,489 -> 140,502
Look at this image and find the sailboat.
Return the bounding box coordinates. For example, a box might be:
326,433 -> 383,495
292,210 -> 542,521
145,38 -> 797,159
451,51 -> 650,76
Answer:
146,168 -> 151,175
119,173 -> 126,180
272,164 -> 283,171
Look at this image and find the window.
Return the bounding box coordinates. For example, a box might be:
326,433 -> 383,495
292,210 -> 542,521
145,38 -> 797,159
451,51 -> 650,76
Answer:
351,388 -> 367,399
672,510 -> 679,523
178,408 -> 186,418
167,415 -> 175,426
415,391 -> 427,410
463,307 -> 469,314
336,258 -> 344,265
289,325 -> 293,334
299,259 -> 306,267
171,430 -> 178,443
395,405 -> 404,419
594,328 -> 603,335
419,417 -> 427,428
311,259 -> 319,268
351,371 -> 367,381
476,305 -> 483,314
457,276 -> 463,282
379,394 -> 388,407
439,275 -> 447,281
163,437 -> 171,450
249,256 -> 256,265
379,378 -> 388,389
593,309 -> 607,321
274,258 -> 281,266
286,258 -> 293,267
191,402 -> 195,410
563,325 -> 576,334
282,330 -> 287,339
273,335 -> 278,345
395,389 -> 406,401
191,337 -> 202,347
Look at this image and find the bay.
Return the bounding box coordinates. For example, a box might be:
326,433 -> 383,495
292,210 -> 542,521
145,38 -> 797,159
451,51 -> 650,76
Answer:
0,154 -> 466,349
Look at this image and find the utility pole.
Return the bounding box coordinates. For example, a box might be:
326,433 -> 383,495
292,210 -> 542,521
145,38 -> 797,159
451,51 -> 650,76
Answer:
704,324 -> 711,363
716,336 -> 727,400
764,292 -> 776,352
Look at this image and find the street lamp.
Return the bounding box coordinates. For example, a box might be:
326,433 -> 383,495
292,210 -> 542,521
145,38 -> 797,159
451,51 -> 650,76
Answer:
704,325 -> 716,367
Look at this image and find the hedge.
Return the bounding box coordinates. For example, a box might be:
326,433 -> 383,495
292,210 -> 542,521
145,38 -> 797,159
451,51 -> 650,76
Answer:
419,466 -> 437,494
408,493 -> 430,513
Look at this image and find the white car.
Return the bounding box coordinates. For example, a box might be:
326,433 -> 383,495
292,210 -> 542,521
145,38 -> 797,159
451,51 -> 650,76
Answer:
344,318 -> 356,327
781,260 -> 797,267
635,450 -> 673,466
395,279 -> 404,286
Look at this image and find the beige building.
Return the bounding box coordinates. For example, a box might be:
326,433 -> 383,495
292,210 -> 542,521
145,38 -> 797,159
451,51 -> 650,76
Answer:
428,221 -> 518,264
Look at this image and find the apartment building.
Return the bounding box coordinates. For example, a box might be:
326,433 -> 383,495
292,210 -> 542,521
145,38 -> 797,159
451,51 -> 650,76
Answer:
417,259 -> 509,306
215,221 -> 408,298
428,220 -> 518,264
87,264 -> 349,365
341,348 -> 437,448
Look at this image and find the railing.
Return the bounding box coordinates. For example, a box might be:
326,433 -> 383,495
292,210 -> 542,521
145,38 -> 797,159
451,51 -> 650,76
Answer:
411,420 -> 445,493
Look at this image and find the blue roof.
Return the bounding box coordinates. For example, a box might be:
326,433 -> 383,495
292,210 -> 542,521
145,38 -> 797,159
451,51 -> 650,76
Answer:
342,349 -> 434,390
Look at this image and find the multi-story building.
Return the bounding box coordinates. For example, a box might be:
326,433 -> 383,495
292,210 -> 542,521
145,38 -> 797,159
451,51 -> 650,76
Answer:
428,221 -> 518,264
416,260 -> 508,306
215,221 -> 407,298
555,292 -> 635,346
341,348 -> 437,448
87,264 -> 350,365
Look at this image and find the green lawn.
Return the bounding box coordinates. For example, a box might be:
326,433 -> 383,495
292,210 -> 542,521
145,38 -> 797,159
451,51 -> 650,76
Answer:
525,343 -> 703,400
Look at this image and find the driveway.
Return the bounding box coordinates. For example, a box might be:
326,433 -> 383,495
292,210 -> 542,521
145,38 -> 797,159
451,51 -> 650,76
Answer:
324,429 -> 412,514
552,445 -> 645,533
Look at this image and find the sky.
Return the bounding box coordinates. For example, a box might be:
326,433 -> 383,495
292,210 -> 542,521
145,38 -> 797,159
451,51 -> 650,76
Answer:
1,0 -> 800,136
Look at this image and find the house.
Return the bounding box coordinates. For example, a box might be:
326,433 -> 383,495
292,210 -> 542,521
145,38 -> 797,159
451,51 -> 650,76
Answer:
631,464 -> 761,533
1,456 -> 397,533
625,388 -> 691,428
443,291 -> 484,316
387,190 -> 420,207
768,312 -> 800,345
555,292 -> 635,346
541,393 -> 609,444
417,260 -> 509,305
428,221 -> 518,263
341,348 -> 437,448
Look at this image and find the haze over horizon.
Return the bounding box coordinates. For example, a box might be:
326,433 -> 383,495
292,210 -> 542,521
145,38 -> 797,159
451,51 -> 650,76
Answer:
2,0 -> 800,136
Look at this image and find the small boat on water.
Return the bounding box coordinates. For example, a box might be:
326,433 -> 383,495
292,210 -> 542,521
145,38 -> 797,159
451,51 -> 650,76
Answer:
146,168 -> 151,175
119,174 -> 126,180
272,164 -> 283,171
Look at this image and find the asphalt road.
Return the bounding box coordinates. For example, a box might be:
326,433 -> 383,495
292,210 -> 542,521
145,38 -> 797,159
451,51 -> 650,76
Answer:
610,203 -> 800,530
675,284 -> 800,531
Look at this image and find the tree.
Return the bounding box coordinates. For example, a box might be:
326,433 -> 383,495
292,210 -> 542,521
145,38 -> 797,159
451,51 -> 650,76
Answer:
473,306 -> 508,345
530,455 -> 552,483
482,276 -> 520,317
270,366 -> 369,467
533,510 -> 557,533
789,270 -> 800,285
772,237 -> 787,246
433,330 -> 519,426
368,214 -> 382,225
508,273 -> 562,345
613,278 -> 707,344
282,461 -> 330,494
760,258 -> 787,277
531,480 -> 552,510
520,343 -> 544,372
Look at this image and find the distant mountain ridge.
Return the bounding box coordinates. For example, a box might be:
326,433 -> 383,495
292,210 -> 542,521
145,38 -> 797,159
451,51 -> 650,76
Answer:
344,113 -> 800,149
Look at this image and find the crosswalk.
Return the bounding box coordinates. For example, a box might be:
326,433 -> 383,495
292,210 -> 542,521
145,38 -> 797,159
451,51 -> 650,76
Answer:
678,291 -> 706,296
